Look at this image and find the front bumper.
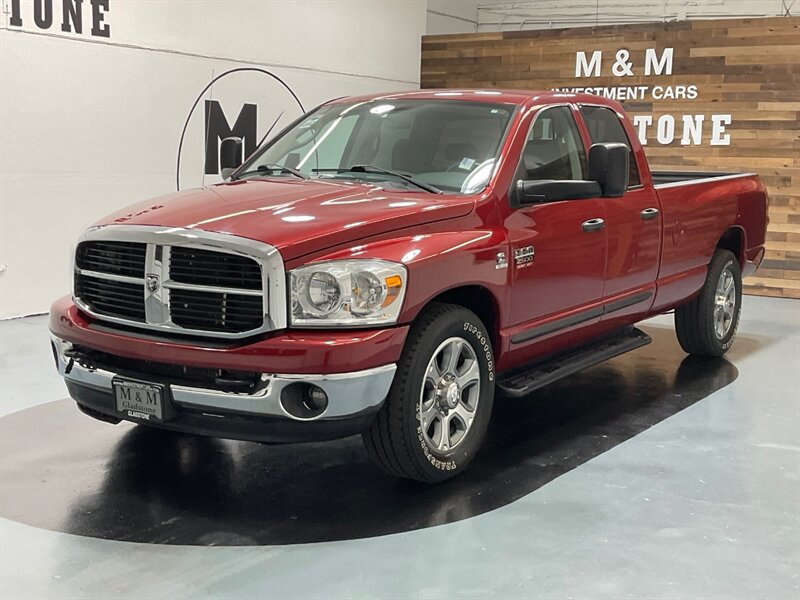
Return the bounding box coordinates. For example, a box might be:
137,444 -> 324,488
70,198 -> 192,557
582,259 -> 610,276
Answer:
52,335 -> 396,443
49,296 -> 406,443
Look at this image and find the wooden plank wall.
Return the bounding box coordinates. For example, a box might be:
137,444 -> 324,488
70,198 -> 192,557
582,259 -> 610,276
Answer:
421,16 -> 800,299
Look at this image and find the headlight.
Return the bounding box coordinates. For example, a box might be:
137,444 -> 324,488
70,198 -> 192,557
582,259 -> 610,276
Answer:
290,260 -> 406,327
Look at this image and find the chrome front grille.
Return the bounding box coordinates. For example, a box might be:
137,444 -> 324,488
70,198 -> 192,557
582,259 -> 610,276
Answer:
74,274 -> 147,322
73,226 -> 287,339
76,241 -> 146,278
170,288 -> 264,333
169,246 -> 262,290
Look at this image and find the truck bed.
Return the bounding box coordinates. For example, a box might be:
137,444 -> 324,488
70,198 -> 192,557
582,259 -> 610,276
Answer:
651,171 -> 755,188
651,168 -> 767,305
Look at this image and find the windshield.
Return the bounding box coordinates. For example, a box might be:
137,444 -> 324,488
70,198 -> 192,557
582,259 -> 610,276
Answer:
235,99 -> 516,194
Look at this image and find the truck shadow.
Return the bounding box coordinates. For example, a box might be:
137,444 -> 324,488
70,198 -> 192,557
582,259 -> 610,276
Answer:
1,326 -> 746,545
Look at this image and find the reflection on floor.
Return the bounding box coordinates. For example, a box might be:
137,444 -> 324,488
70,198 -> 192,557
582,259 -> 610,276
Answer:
1,328 -> 738,545
0,296 -> 797,599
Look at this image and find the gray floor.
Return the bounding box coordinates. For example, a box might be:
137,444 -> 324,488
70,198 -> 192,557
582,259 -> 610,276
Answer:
1,296 -> 798,600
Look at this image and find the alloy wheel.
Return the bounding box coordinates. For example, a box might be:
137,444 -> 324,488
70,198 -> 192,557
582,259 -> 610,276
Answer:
714,266 -> 737,339
418,337 -> 481,452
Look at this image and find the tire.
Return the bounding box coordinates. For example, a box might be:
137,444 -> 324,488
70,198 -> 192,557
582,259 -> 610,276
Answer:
675,249 -> 742,357
363,303 -> 495,482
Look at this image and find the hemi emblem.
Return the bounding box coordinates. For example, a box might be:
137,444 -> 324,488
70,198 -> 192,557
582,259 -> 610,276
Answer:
495,251 -> 508,270
146,274 -> 160,294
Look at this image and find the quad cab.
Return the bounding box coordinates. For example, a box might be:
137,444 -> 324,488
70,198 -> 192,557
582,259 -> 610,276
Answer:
50,90 -> 768,481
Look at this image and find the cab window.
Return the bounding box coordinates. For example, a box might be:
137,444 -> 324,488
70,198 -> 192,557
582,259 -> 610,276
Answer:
519,106 -> 586,183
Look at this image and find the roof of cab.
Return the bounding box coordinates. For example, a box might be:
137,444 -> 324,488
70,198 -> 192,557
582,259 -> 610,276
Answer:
327,89 -> 622,109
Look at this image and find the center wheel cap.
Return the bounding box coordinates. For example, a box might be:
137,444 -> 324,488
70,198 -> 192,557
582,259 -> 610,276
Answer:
444,381 -> 460,409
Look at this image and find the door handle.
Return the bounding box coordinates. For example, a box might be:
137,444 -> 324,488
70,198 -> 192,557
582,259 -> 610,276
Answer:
582,218 -> 605,232
641,207 -> 660,221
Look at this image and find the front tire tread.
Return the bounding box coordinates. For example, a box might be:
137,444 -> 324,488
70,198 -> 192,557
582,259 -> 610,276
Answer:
364,303 -> 490,482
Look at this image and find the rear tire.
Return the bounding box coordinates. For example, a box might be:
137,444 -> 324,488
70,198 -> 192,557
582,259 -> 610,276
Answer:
675,249 -> 742,357
363,303 -> 495,482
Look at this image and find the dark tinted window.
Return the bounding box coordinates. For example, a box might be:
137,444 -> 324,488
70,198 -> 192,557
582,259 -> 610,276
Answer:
521,106 -> 586,181
579,105 -> 641,187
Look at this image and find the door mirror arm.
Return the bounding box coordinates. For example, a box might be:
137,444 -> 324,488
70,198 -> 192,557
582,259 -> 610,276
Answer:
513,142 -> 630,204
514,179 -> 602,204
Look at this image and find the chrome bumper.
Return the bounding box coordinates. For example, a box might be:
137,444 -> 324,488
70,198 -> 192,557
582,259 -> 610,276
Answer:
51,336 -> 396,422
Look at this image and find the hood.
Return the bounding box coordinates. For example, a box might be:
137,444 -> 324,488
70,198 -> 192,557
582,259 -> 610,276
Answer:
95,179 -> 476,260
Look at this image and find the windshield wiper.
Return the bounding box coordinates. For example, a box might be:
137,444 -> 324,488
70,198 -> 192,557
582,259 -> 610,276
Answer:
234,164 -> 308,180
312,165 -> 442,194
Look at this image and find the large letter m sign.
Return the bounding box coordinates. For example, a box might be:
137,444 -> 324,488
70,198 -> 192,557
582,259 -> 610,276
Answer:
204,100 -> 257,175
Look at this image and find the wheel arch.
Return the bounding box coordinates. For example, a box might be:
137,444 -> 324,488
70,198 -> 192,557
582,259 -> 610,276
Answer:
419,285 -> 501,353
716,226 -> 746,269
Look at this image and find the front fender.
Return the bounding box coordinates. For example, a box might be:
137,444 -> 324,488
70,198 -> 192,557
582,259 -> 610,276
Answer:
308,230 -> 510,326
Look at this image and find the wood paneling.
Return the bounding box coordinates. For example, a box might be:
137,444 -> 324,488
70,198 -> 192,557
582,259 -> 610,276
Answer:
421,16 -> 800,298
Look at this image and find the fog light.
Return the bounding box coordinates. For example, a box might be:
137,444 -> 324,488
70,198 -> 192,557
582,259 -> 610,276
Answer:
280,382 -> 329,419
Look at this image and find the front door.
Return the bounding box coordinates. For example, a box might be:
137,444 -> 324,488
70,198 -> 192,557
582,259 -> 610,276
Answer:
506,106 -> 607,344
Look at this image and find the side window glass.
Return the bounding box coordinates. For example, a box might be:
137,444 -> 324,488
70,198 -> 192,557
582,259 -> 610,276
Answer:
521,106 -> 586,181
579,105 -> 641,187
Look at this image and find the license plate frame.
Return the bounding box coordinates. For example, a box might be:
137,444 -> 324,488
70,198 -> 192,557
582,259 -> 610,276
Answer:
113,378 -> 165,422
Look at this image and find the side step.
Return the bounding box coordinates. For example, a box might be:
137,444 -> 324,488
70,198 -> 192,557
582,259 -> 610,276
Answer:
497,327 -> 652,398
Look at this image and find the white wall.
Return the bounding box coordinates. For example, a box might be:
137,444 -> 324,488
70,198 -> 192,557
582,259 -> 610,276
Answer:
427,0 -> 479,34
0,0 -> 426,318
426,0 -> 795,34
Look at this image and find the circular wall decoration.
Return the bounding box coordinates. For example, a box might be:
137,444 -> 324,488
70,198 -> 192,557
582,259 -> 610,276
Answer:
0,327 -> 737,546
176,67 -> 305,191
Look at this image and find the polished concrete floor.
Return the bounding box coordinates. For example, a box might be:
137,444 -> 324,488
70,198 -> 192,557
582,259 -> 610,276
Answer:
1,296 -> 798,599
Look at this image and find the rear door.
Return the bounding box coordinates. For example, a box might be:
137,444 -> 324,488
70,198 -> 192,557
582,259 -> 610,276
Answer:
505,105 -> 607,342
578,105 -> 662,318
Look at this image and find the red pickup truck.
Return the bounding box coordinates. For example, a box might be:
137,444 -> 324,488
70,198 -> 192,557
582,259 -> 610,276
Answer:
50,90 -> 768,482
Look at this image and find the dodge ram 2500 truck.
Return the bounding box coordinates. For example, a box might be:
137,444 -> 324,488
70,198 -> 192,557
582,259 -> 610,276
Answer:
50,90 -> 768,482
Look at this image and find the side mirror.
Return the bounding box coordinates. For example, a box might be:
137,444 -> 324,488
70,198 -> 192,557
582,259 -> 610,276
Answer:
588,142 -> 629,197
220,136 -> 243,179
515,179 -> 602,204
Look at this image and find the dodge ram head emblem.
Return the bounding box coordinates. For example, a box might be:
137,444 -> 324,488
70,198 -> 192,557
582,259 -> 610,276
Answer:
146,275 -> 160,294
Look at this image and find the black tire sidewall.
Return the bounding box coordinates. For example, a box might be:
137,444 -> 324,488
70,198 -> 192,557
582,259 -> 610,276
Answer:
401,308 -> 495,480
